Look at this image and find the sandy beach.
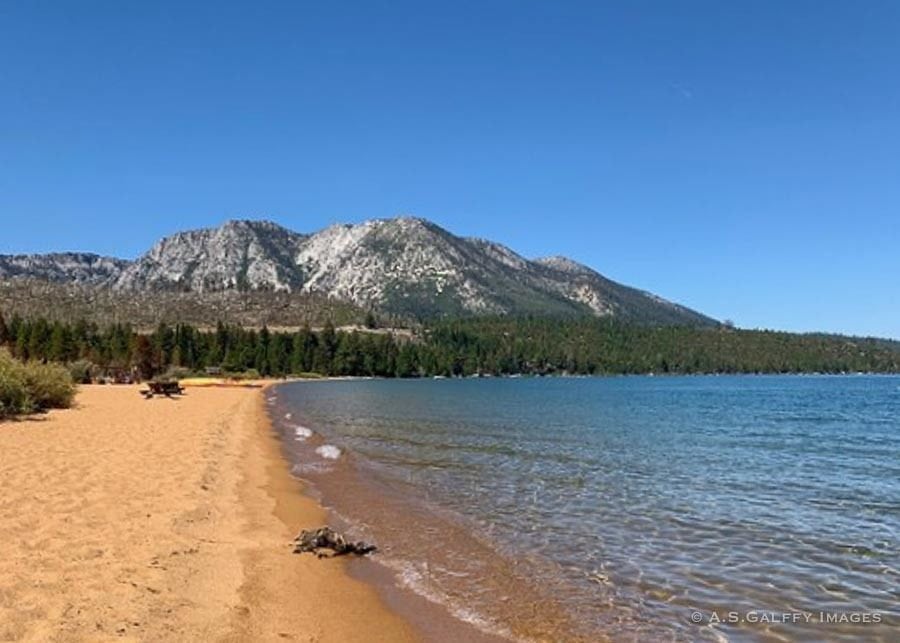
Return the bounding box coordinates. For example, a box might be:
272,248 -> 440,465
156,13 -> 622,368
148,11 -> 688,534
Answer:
0,384 -> 418,642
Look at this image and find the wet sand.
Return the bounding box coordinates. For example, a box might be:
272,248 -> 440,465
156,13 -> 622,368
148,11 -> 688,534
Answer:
0,384 -> 418,642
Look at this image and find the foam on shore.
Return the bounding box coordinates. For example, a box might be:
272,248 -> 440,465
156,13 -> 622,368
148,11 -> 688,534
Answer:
315,444 -> 342,460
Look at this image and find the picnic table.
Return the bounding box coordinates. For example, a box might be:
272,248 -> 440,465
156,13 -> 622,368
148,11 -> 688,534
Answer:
140,381 -> 185,399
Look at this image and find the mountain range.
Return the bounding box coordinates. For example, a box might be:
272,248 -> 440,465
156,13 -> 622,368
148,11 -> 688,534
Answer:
0,218 -> 716,326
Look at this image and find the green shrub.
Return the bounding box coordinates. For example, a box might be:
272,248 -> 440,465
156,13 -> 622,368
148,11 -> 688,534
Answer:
21,361 -> 76,411
0,350 -> 76,418
68,359 -> 96,384
0,351 -> 29,419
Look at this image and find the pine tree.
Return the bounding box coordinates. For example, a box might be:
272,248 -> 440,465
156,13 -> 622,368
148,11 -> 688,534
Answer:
154,323 -> 176,367
108,324 -> 133,368
395,343 -> 418,377
255,326 -> 271,375
7,314 -> 22,347
317,321 -> 338,374
28,318 -> 51,361
132,335 -> 155,380
268,334 -> 291,376
47,323 -> 71,362
291,324 -> 316,373
0,310 -> 8,346
15,323 -> 29,359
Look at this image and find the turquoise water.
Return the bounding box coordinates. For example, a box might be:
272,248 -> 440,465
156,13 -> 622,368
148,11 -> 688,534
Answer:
271,376 -> 900,641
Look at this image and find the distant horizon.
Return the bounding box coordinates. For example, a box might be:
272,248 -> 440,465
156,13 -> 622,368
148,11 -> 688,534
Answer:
2,2 -> 898,338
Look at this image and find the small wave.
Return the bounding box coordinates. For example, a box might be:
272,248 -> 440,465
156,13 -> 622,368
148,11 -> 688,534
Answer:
389,559 -> 516,640
267,396 -> 277,402
285,412 -> 292,420
290,462 -> 332,475
316,445 -> 342,460
294,426 -> 314,441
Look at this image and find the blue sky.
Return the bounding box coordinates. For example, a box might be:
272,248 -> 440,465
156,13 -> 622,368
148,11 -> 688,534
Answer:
1,1 -> 898,338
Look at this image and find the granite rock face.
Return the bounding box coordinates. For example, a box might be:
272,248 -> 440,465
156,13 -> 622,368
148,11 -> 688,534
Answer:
0,253 -> 128,285
0,217 -> 715,325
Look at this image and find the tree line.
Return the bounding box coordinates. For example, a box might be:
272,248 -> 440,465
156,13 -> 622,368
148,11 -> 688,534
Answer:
0,313 -> 416,379
422,317 -> 900,375
1,310 -> 898,380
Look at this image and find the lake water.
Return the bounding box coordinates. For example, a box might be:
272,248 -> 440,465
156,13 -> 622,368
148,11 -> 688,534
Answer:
268,376 -> 899,642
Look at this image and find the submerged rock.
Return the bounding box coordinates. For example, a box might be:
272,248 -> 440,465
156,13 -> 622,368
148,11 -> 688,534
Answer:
292,526 -> 377,558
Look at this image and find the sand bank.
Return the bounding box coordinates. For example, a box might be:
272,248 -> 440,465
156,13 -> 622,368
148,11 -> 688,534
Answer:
0,384 -> 417,642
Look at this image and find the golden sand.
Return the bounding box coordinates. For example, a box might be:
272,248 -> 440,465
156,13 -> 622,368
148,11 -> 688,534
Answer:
0,384 -> 418,642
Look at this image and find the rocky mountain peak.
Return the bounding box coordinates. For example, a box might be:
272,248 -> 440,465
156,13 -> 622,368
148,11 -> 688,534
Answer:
534,256 -> 595,276
116,219 -> 307,292
0,217 -> 717,325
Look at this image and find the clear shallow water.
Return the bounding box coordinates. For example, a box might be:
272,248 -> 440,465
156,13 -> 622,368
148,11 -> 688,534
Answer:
271,376 -> 900,641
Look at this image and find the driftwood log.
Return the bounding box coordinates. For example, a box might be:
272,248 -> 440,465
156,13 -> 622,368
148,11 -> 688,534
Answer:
292,527 -> 376,558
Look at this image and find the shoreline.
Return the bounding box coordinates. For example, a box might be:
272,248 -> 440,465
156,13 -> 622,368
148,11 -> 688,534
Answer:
0,383 -> 419,641
283,371 -> 900,384
267,381 -> 587,643
228,384 -> 421,641
263,383 -> 513,643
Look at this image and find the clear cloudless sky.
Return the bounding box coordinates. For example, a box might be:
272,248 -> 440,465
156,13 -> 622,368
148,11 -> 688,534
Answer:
1,1 -> 898,338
